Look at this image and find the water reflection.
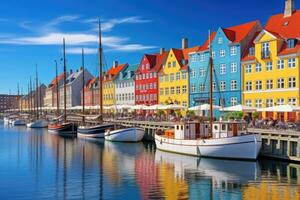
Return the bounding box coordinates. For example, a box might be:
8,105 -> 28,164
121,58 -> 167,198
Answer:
0,124 -> 300,200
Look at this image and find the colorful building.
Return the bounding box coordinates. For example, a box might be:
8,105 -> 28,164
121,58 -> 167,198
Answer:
103,61 -> 127,106
115,64 -> 138,106
159,39 -> 200,108
242,0 -> 300,121
81,77 -> 100,107
135,49 -> 168,105
189,21 -> 261,108
44,73 -> 64,107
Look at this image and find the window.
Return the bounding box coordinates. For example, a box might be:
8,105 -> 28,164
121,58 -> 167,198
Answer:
266,79 -> 273,90
288,58 -> 296,68
288,77 -> 296,88
231,97 -> 237,106
212,51 -> 215,59
182,72 -> 187,79
245,81 -> 252,91
168,62 -> 171,68
277,98 -> 284,105
200,54 -> 205,61
255,99 -> 262,108
171,87 -> 175,94
266,99 -> 273,107
213,82 -> 216,91
245,64 -> 252,73
288,98 -> 296,106
287,39 -> 296,49
262,42 -> 270,58
231,62 -> 237,73
149,72 -> 153,78
191,84 -> 196,93
176,86 -> 180,94
191,69 -> 196,78
218,37 -> 223,44
266,62 -> 273,71
231,80 -> 237,90
170,73 -> 174,82
182,85 -> 187,93
249,47 -> 255,56
172,61 -> 176,67
255,80 -> 262,90
199,68 -> 205,77
146,63 -> 150,69
220,64 -> 226,74
255,63 -> 262,72
277,78 -> 284,89
165,88 -> 169,95
176,72 -> 180,80
165,75 -> 169,82
182,101 -> 187,107
277,60 -> 284,69
230,46 -> 237,56
199,84 -> 205,92
220,81 -> 226,91
220,50 -> 225,57
153,72 -> 157,78
245,100 -> 252,107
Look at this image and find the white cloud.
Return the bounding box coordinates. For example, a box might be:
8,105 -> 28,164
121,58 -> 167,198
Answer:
67,47 -> 98,54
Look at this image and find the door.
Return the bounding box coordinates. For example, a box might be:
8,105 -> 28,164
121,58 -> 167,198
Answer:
232,123 -> 238,137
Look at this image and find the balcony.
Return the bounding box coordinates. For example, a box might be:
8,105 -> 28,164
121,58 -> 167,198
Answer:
261,51 -> 271,59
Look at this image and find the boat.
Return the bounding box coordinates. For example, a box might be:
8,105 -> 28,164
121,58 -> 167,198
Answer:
47,38 -> 77,136
154,33 -> 262,160
12,119 -> 26,126
27,119 -> 48,128
155,121 -> 261,160
77,19 -> 114,138
104,127 -> 145,142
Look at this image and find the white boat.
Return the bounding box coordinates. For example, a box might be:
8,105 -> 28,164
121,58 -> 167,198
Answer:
12,119 -> 26,126
27,119 -> 48,128
155,121 -> 262,160
3,117 -> 10,125
104,127 -> 145,142
78,124 -> 115,138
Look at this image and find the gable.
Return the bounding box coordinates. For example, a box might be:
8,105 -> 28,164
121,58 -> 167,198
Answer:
254,30 -> 278,43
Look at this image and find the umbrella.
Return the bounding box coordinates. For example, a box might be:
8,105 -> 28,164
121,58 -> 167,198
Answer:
189,104 -> 221,111
164,104 -> 186,110
131,105 -> 148,110
258,104 -> 300,112
220,104 -> 257,112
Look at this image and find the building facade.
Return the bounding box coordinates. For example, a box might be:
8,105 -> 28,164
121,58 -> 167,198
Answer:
135,49 -> 168,105
242,0 -> 300,121
81,77 -> 100,107
44,73 -> 64,107
0,94 -> 20,112
59,68 -> 93,108
115,64 -> 138,105
159,38 -> 200,108
189,21 -> 261,108
103,62 -> 127,106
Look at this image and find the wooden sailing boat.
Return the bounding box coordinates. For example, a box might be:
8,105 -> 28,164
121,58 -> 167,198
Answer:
154,32 -> 262,160
77,19 -> 114,138
48,38 -> 77,136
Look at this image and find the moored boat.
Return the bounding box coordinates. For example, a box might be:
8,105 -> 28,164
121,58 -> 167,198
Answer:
104,127 -> 145,142
27,119 -> 48,128
12,119 -> 26,126
155,121 -> 262,160
48,122 -> 77,136
78,124 -> 115,138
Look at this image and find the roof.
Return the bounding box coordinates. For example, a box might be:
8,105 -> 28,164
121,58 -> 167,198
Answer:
278,41 -> 300,56
226,20 -> 260,43
241,31 -> 260,62
170,46 -> 201,70
49,73 -> 64,88
117,64 -> 139,80
104,63 -> 127,82
137,51 -> 169,73
199,32 -> 216,51
265,10 -> 300,39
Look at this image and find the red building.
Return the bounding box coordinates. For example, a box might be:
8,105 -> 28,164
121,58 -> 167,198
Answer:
81,77 -> 100,107
135,49 -> 168,105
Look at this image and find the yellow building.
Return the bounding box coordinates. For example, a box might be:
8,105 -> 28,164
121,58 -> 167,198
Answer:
159,38 -> 200,108
242,2 -> 300,121
103,61 -> 127,106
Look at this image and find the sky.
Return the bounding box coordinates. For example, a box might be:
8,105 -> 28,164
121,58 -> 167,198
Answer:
0,0 -> 298,94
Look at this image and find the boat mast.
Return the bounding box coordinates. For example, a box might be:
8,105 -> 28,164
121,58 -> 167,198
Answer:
209,30 -> 213,137
36,65 -> 39,120
55,60 -> 60,117
39,81 -> 43,116
17,83 -> 20,113
30,77 -> 33,118
98,19 -> 103,122
63,38 -> 67,122
81,48 -> 85,125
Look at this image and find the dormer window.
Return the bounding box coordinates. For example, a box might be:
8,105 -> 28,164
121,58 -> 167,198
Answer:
249,47 -> 255,56
119,72 -> 123,79
218,37 -> 223,44
181,59 -> 186,65
287,39 -> 297,49
127,71 -> 131,78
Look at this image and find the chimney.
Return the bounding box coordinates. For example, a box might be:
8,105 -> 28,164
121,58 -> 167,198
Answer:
113,61 -> 118,68
70,69 -> 73,74
284,0 -> 295,18
182,38 -> 188,49
160,48 -> 165,54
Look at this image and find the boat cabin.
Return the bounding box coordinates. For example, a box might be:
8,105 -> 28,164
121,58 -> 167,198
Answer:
170,121 -> 247,140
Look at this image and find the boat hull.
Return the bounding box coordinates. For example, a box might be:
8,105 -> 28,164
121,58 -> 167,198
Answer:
77,124 -> 114,138
12,119 -> 26,126
48,123 -> 77,136
105,128 -> 145,142
27,120 -> 48,128
155,134 -> 262,160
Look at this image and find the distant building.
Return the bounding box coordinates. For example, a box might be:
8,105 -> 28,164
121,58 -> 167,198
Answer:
81,77 -> 100,107
0,94 -> 20,112
44,73 -> 64,107
19,84 -> 47,110
59,68 -> 93,108
115,64 -> 138,105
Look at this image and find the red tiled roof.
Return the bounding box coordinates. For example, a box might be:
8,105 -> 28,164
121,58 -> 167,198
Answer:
153,51 -> 169,71
278,42 -> 300,56
104,63 -> 127,81
265,10 -> 300,39
200,32 -> 216,51
226,20 -> 260,43
49,73 -> 64,88
171,46 -> 201,70
241,31 -> 260,62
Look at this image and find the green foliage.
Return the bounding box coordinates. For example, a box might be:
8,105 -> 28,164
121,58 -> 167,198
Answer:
187,110 -> 195,118
252,111 -> 259,119
223,111 -> 244,120
157,110 -> 165,117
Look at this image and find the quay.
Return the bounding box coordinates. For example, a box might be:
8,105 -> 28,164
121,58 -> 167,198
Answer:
50,115 -> 300,162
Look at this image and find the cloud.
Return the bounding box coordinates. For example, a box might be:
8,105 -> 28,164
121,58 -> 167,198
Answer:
107,44 -> 157,52
67,47 -> 98,54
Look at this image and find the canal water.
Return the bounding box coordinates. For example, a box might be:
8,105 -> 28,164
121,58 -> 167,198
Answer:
0,124 -> 300,200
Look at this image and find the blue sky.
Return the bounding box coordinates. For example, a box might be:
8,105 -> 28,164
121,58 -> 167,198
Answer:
0,0 -> 298,94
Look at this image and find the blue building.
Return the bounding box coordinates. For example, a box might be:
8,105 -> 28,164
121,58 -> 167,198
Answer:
189,21 -> 261,110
